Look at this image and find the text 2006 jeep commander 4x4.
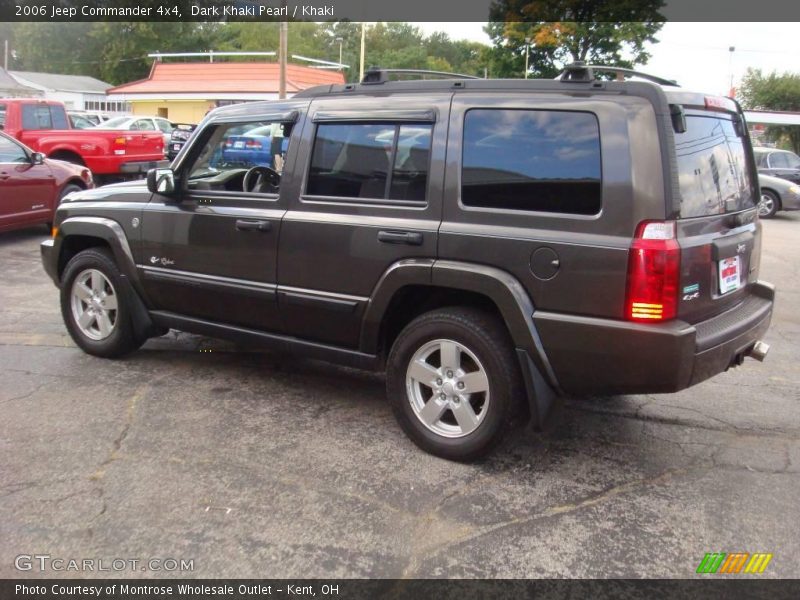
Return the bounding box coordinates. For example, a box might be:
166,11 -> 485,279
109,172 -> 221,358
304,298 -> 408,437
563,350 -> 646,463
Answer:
41,65 -> 774,461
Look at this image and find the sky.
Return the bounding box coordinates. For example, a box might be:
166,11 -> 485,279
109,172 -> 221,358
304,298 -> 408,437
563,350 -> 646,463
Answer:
413,22 -> 799,97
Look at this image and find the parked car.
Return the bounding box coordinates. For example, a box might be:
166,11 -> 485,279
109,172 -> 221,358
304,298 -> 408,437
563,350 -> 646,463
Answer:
41,65 -> 774,461
0,131 -> 92,233
758,173 -> 800,218
167,123 -> 196,160
68,113 -> 96,129
96,115 -> 175,149
220,123 -> 290,169
0,98 -> 166,184
754,147 -> 800,185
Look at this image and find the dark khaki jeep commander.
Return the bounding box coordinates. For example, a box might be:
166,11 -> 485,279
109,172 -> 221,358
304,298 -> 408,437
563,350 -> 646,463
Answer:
41,65 -> 774,461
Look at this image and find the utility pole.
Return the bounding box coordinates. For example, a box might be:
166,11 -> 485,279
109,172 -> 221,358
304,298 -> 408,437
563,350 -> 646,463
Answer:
336,37 -> 343,69
524,37 -> 532,79
279,2 -> 288,99
359,23 -> 366,82
3,40 -> 8,71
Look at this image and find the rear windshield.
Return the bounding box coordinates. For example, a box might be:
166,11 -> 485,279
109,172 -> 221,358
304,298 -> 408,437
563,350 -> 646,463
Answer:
675,114 -> 755,217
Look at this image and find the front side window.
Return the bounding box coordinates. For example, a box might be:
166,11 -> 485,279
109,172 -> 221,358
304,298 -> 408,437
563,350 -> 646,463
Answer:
186,120 -> 293,195
461,109 -> 602,215
0,136 -> 28,162
133,119 -> 156,131
307,122 -> 432,202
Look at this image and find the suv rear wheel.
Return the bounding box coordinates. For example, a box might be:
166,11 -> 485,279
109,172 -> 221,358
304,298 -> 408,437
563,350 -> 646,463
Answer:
60,248 -> 144,358
386,307 -> 522,461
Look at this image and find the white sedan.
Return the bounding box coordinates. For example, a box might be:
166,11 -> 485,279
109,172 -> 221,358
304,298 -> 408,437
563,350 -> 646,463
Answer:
94,116 -> 174,148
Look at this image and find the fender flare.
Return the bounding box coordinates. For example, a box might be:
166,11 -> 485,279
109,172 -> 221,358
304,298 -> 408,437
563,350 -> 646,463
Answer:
58,217 -> 138,283
362,259 -> 563,427
56,217 -> 159,341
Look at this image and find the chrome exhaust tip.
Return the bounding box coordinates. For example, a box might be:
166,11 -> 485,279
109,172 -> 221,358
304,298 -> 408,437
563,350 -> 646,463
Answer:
748,341 -> 770,362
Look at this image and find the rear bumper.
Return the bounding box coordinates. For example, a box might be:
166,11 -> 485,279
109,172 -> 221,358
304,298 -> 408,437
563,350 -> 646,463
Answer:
84,156 -> 168,175
119,159 -> 170,174
534,281 -> 775,396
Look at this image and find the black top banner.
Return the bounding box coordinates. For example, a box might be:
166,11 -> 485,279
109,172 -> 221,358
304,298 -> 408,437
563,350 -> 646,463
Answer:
2,0 -> 800,22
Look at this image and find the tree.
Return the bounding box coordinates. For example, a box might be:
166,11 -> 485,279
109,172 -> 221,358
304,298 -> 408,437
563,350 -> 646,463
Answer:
739,68 -> 800,154
486,0 -> 665,78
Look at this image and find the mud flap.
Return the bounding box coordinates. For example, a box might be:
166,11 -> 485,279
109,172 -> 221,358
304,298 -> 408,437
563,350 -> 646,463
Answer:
516,348 -> 559,431
118,274 -> 166,342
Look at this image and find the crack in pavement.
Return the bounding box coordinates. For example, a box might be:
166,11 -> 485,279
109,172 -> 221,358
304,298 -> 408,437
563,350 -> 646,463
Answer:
565,403 -> 800,440
0,382 -> 48,405
398,467 -> 690,579
86,380 -> 152,531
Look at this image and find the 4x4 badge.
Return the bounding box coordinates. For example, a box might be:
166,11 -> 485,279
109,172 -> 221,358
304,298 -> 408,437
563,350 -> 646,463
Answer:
683,283 -> 700,301
150,256 -> 175,267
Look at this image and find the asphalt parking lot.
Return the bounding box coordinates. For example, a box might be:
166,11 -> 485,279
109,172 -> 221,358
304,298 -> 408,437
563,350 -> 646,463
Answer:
1,214 -> 799,580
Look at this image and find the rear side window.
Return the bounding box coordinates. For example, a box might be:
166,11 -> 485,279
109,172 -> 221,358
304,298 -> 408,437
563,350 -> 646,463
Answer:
461,109 -> 602,215
675,115 -> 755,217
21,104 -> 68,130
307,123 -> 432,202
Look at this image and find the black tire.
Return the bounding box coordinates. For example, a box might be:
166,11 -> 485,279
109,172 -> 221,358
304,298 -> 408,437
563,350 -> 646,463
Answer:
46,184 -> 83,231
386,307 -> 524,462
60,247 -> 144,358
758,189 -> 780,219
59,183 -> 83,203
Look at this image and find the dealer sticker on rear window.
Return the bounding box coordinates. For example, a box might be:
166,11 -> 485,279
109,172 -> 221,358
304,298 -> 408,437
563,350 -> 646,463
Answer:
719,256 -> 741,295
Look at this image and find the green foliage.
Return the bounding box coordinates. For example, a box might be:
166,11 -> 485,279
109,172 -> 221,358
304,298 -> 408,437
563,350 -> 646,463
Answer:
2,21 -> 490,85
740,68 -> 800,154
487,0 -> 665,78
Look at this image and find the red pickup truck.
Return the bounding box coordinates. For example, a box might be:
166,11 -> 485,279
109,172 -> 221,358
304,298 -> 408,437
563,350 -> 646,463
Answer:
0,98 -> 166,183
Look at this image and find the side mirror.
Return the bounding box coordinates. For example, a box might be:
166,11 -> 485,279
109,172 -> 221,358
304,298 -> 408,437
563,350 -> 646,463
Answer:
147,167 -> 176,195
31,152 -> 45,165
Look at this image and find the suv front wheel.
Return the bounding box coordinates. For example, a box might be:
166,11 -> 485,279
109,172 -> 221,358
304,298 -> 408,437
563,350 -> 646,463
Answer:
386,307 -> 523,461
60,248 -> 144,358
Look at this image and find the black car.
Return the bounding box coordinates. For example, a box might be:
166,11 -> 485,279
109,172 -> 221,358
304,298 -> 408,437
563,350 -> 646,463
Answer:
40,65 -> 774,461
167,123 -> 197,160
754,147 -> 800,185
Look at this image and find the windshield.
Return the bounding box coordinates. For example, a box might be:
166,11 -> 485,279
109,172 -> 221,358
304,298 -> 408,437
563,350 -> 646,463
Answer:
675,114 -> 756,218
96,116 -> 132,128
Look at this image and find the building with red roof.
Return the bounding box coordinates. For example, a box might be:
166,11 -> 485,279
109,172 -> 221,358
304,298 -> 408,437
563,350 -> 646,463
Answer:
107,61 -> 345,124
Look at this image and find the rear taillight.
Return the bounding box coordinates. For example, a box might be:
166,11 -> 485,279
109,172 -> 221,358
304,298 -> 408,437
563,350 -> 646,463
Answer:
626,221 -> 681,322
245,140 -> 262,149
113,136 -> 127,156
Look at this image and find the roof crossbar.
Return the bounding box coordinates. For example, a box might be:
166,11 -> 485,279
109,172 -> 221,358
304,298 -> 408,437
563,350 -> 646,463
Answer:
558,62 -> 679,87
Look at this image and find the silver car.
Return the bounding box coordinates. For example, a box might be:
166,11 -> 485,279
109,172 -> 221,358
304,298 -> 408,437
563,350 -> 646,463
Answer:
758,173 -> 800,218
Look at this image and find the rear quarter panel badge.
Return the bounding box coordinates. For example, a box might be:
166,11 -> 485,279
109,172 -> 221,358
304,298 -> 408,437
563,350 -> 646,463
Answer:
683,283 -> 700,301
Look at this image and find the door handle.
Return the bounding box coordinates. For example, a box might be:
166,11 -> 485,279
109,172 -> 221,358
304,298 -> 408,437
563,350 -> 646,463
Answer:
0,172 -> 9,180
235,219 -> 271,232
378,230 -> 423,246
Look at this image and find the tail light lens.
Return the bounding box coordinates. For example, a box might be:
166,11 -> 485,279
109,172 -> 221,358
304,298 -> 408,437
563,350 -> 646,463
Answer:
245,140 -> 262,149
113,136 -> 127,156
626,221 -> 681,322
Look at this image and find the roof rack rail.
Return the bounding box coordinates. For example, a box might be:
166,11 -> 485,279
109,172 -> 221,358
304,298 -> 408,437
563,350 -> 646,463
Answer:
361,68 -> 481,84
558,62 -> 679,87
